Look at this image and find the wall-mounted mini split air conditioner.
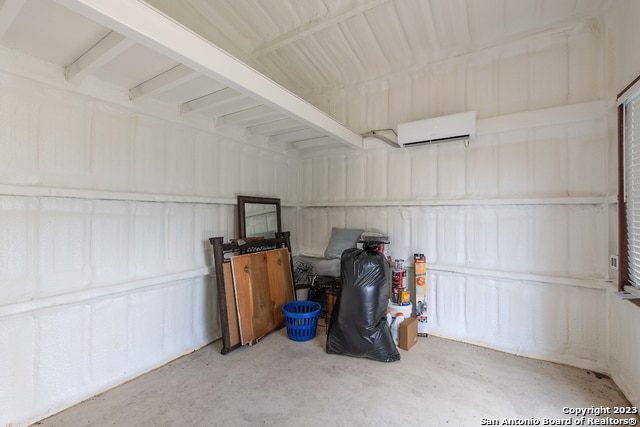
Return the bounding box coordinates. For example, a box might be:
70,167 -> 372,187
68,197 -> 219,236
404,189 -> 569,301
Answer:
397,111 -> 476,148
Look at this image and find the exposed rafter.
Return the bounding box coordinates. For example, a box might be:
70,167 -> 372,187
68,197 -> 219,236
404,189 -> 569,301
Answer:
289,137 -> 341,151
215,105 -> 280,128
55,0 -> 363,150
130,64 -> 198,100
65,30 -> 135,83
246,118 -> 307,137
179,87 -> 244,116
268,128 -> 323,145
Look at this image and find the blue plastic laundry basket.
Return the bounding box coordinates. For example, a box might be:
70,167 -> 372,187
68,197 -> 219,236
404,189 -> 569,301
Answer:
281,301 -> 322,342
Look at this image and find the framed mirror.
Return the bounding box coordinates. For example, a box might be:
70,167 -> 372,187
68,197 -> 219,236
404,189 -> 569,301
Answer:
237,195 -> 282,238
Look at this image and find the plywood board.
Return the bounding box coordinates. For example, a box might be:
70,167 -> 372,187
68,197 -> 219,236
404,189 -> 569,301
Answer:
230,248 -> 294,345
223,262 -> 241,348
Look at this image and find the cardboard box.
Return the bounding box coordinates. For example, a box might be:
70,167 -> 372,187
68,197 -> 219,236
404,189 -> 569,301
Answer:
399,317 -> 418,350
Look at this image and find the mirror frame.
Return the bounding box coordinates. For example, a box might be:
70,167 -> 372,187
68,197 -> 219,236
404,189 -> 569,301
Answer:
237,195 -> 282,238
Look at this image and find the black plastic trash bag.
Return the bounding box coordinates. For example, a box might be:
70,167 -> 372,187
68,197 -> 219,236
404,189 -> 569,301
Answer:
326,245 -> 400,362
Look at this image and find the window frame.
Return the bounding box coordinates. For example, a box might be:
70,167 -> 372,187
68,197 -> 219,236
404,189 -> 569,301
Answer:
618,74 -> 640,293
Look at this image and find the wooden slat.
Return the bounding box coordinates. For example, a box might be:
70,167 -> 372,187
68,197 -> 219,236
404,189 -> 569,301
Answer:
223,262 -> 241,348
231,255 -> 249,343
251,253 -> 275,339
265,249 -> 294,326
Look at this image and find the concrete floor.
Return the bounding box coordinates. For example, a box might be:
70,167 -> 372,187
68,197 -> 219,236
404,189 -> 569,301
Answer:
34,329 -> 637,427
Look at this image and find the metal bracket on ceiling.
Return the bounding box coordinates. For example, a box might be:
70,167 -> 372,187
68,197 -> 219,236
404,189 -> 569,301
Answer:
361,129 -> 399,147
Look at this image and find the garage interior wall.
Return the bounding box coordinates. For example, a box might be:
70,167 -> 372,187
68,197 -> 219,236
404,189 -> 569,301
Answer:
294,0 -> 640,407
0,1 -> 639,426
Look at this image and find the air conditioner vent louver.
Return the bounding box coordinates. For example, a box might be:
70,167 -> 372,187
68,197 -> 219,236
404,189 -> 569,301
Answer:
398,111 -> 476,148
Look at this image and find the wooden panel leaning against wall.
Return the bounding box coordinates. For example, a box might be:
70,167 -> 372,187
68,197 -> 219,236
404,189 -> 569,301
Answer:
209,232 -> 295,354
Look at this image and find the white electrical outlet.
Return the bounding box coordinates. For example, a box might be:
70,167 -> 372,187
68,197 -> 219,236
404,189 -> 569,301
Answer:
610,255 -> 619,270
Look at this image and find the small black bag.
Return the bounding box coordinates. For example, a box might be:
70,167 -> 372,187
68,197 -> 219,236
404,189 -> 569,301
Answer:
326,246 -> 400,362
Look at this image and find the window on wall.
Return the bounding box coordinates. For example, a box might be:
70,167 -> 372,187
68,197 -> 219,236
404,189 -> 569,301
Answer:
619,74 -> 640,296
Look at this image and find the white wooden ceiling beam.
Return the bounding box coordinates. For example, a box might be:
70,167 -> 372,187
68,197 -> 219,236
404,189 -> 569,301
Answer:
54,0 -> 362,149
0,0 -> 25,40
130,64 -> 198,100
246,118 -> 307,136
65,30 -> 135,83
289,137 -> 341,151
215,105 -> 281,127
179,87 -> 244,116
268,128 -> 323,145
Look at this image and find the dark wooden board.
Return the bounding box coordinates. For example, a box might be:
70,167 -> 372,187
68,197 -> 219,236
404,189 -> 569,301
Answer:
223,262 -> 241,348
